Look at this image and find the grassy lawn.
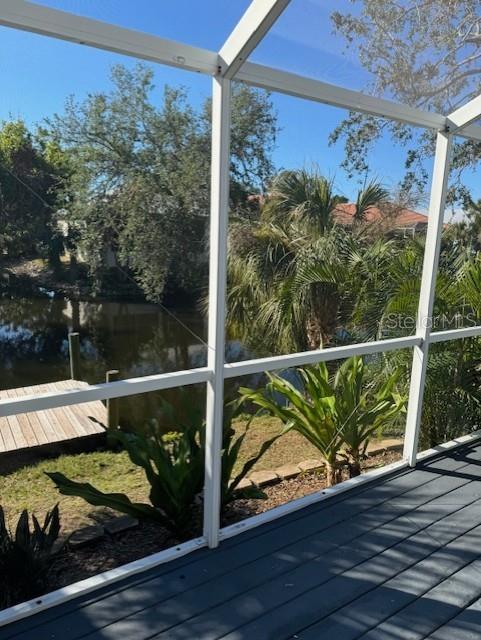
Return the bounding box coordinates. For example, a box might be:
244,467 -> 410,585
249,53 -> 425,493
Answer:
232,415 -> 319,473
0,450 -> 149,534
0,414 -> 395,535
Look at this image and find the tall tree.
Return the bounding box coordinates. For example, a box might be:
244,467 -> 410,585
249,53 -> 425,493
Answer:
46,64 -> 278,301
447,197 -> 481,251
0,121 -> 62,260
330,1 -> 481,200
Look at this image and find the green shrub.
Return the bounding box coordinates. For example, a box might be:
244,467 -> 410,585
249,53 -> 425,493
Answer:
330,357 -> 405,476
0,505 -> 61,609
241,364 -> 345,486
241,357 -> 405,485
48,396 -> 277,539
47,418 -> 204,539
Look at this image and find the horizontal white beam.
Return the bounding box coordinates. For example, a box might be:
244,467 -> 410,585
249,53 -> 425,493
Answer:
417,428 -> 481,463
2,2 -> 481,142
1,325 -> 477,417
223,335 -> 421,379
0,367 -> 211,417
219,0 -> 290,79
429,325 -> 481,344
237,62 -> 447,130
458,123 -> 481,142
448,94 -> 481,133
0,0 -> 218,74
237,63 -> 481,142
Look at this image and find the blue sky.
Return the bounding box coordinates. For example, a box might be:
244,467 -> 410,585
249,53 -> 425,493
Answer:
0,0 -> 476,214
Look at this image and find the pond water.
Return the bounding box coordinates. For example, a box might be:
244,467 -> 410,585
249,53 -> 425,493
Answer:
0,296 -> 250,430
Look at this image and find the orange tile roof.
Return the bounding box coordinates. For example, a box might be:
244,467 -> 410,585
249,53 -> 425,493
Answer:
332,203 -> 428,227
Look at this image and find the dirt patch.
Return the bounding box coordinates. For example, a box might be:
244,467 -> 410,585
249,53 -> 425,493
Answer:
48,522 -> 180,590
223,449 -> 401,524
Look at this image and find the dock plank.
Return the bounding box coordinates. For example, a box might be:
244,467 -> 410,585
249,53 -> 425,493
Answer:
3,392 -> 29,451
0,416 -> 15,452
0,380 -> 106,454
15,384 -> 55,445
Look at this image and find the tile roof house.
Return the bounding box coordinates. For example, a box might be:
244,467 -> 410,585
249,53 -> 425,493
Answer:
332,202 -> 429,236
247,195 -> 432,236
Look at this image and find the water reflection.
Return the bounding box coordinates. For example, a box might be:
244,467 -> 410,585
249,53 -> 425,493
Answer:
0,297 -> 208,429
0,297 -> 206,386
0,296 -> 250,430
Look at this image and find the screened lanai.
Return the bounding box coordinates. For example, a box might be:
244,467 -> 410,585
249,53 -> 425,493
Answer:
1,1 -> 481,638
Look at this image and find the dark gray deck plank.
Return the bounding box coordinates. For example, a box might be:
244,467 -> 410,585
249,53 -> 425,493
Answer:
3,442 -> 481,640
294,519 -> 481,639
158,507 -> 481,639
146,466 -> 481,639
357,558 -> 481,640
82,465 -> 481,640
18,449 -> 480,640
426,596 -> 481,640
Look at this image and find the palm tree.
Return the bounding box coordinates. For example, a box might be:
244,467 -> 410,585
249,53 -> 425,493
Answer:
261,169 -> 343,233
377,246 -> 481,449
227,169 -> 389,354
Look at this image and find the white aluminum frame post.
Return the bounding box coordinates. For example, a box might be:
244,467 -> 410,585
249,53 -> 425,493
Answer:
402,132 -> 453,466
203,75 -> 231,548
203,0 -> 290,548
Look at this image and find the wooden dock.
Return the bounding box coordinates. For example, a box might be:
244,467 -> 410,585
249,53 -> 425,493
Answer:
0,380 -> 107,453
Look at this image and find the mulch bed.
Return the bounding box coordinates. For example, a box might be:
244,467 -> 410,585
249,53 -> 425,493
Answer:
39,449 -> 401,596
222,449 -> 401,525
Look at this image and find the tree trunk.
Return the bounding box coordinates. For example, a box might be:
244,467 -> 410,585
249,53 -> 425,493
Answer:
348,447 -> 361,478
325,460 -> 342,487
306,314 -> 323,350
349,459 -> 361,478
305,285 -> 340,350
325,463 -> 336,487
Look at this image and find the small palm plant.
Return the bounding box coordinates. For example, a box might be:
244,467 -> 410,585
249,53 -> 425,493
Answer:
241,363 -> 346,486
332,357 -> 406,476
0,505 -> 61,608
241,357 -> 405,486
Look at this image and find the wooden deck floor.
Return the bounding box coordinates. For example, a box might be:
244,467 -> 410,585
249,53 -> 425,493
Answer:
0,381 -> 106,453
4,440 -> 481,639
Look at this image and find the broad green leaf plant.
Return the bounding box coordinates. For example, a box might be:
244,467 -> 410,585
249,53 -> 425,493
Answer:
48,395 -> 277,538
332,356 -> 405,476
241,356 -> 405,486
48,421 -> 204,539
